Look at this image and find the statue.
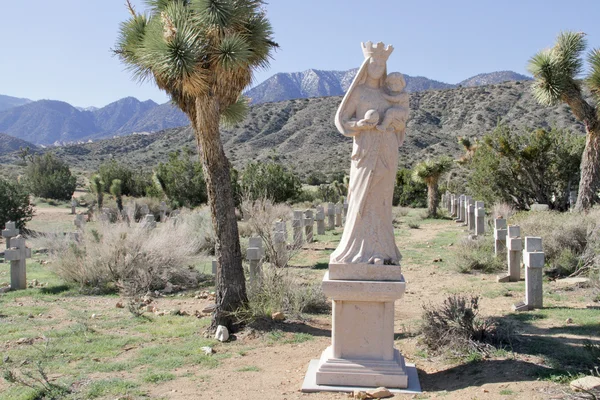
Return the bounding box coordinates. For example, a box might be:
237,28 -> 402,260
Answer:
331,41 -> 409,265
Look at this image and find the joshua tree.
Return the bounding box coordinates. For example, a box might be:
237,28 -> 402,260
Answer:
110,179 -> 123,213
91,175 -> 104,210
528,31 -> 600,212
412,157 -> 453,218
115,0 -> 277,330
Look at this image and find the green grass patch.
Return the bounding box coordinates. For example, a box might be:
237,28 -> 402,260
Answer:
85,378 -> 142,398
143,371 -> 177,384
236,365 -> 260,372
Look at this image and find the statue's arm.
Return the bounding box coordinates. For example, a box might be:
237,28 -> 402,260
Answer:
335,93 -> 373,137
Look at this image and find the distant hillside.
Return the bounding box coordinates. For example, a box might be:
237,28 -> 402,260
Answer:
0,98 -> 189,146
458,71 -> 531,87
245,68 -> 455,104
0,133 -> 36,156
0,95 -> 32,112
1,81 -> 581,178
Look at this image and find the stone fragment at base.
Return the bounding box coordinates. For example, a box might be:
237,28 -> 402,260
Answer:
309,271 -> 409,389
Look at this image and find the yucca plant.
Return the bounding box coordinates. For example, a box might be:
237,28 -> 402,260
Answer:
412,157 -> 453,218
528,31 -> 600,212
90,175 -> 104,210
110,179 -> 124,212
115,0 -> 278,330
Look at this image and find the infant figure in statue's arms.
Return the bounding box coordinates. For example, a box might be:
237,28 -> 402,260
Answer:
376,72 -> 409,133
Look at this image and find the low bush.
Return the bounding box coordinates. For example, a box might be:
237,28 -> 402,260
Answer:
456,236 -> 505,274
236,263 -> 329,322
421,295 -> 514,357
154,150 -> 207,208
23,153 -> 76,201
394,168 -> 427,208
97,159 -> 151,197
241,161 -> 302,203
0,178 -> 34,229
34,210 -> 214,295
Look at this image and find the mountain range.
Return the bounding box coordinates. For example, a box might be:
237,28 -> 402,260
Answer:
0,80 -> 582,179
0,70 -> 531,146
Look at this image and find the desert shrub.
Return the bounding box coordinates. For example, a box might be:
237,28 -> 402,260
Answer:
295,187 -> 318,203
456,236 -> 505,273
468,125 -> 583,210
490,202 -> 516,219
241,161 -> 302,203
237,263 -> 329,321
513,210 -> 594,276
393,168 -> 427,207
421,295 -> 514,356
154,150 -> 207,208
306,171 -> 327,185
35,209 -> 214,294
0,178 -> 34,230
23,153 -> 76,201
97,160 -> 150,197
316,184 -> 340,203
241,197 -> 294,268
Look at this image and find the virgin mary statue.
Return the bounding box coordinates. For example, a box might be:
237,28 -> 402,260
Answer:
330,42 -> 409,265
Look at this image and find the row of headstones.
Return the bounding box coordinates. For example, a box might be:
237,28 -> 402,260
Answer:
2,222 -> 31,290
441,193 -> 485,236
210,201 -> 349,284
441,192 -> 546,312
74,203 -> 180,231
493,220 -> 545,311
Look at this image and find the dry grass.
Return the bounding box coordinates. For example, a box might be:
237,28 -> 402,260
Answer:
456,236 -> 505,274
31,209 -> 214,294
491,202 -> 516,219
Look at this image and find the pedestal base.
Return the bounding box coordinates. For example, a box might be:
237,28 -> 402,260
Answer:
302,359 -> 421,394
316,346 -> 408,387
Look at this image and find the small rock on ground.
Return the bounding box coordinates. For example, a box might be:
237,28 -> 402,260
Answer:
570,376 -> 600,392
215,325 -> 229,342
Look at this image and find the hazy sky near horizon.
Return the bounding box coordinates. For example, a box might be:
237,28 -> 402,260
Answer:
2,0 -> 600,108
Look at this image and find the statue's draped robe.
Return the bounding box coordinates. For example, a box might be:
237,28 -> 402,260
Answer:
330,85 -> 406,264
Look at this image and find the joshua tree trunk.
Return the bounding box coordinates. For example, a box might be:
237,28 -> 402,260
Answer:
427,178 -> 439,218
193,97 -> 247,331
575,129 -> 600,212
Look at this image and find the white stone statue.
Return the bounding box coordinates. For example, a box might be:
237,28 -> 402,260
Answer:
331,41 -> 409,265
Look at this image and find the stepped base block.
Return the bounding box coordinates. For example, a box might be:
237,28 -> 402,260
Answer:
315,346 -> 408,387
302,359 -> 421,393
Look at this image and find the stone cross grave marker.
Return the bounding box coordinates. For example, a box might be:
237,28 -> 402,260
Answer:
272,222 -> 287,266
4,235 -> 31,290
304,210 -> 314,243
457,194 -> 465,223
326,203 -> 335,230
499,225 -> 522,283
334,203 -> 343,227
465,196 -> 473,228
450,194 -> 457,218
523,237 -> 544,310
71,199 -> 77,215
315,206 -> 325,235
468,200 -> 475,231
2,222 -> 19,250
74,214 -> 86,230
143,214 -> 156,230
159,202 -> 168,222
247,236 -> 263,284
292,210 -> 304,246
475,201 -> 485,236
493,218 -> 507,256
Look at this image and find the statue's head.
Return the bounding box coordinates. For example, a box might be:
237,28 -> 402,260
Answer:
385,72 -> 406,93
361,41 -> 393,80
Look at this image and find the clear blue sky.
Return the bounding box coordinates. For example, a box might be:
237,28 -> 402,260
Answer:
2,0 -> 600,108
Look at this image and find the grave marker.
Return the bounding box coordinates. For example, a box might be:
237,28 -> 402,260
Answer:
71,199 -> 77,215
498,225 -> 522,283
315,206 -> 326,235
4,235 -> 31,290
160,202 -> 167,222
2,222 -> 19,250
304,210 -> 314,243
326,203 -> 335,230
493,218 -> 507,256
475,201 -> 484,236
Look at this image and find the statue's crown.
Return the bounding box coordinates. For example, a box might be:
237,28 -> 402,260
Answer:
361,41 -> 394,60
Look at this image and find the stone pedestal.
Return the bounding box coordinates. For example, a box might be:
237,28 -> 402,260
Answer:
310,267 -> 409,389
